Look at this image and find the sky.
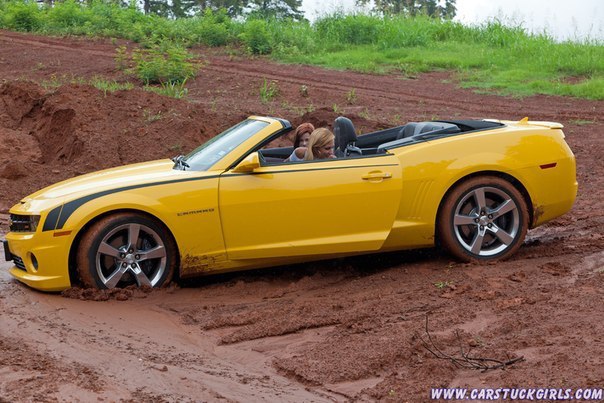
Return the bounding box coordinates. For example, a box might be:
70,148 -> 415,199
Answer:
300,0 -> 604,41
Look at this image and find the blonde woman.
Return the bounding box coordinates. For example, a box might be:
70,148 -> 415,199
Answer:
304,128 -> 336,160
288,128 -> 336,162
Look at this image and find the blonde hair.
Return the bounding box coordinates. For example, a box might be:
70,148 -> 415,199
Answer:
304,128 -> 334,161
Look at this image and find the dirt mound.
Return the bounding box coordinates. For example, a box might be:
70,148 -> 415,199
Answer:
0,80 -> 229,212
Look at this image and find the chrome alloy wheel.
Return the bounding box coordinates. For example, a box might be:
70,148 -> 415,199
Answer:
95,223 -> 167,288
452,186 -> 520,257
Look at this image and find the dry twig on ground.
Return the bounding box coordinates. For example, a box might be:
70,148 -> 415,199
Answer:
417,316 -> 524,372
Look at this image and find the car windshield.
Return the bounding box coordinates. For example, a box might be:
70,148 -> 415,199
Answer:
183,119 -> 269,171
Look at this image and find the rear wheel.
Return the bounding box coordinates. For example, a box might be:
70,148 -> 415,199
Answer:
77,213 -> 176,289
438,176 -> 529,262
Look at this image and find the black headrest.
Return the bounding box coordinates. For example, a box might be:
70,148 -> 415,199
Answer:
397,122 -> 418,139
334,117 -> 357,156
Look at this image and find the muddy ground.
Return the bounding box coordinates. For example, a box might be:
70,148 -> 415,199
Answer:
0,30 -> 603,402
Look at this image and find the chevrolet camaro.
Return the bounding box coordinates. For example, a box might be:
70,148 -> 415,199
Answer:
2,116 -> 577,291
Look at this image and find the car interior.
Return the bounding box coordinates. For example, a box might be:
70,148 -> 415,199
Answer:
258,117 -> 505,165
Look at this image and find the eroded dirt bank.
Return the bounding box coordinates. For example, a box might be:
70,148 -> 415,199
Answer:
0,30 -> 603,402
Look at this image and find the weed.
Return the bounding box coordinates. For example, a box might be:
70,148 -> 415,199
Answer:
130,43 -> 198,85
569,119 -> 594,126
41,74 -> 62,89
259,79 -> 279,103
332,103 -> 340,114
166,80 -> 190,99
346,88 -> 357,105
168,143 -> 183,152
144,79 -> 189,99
143,109 -> 162,123
434,280 -> 453,289
90,77 -> 134,96
299,84 -> 308,97
359,108 -> 371,120
114,45 -> 129,71
397,62 -> 421,78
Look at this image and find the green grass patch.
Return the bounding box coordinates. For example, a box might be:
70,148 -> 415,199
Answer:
144,80 -> 189,99
90,77 -> 134,95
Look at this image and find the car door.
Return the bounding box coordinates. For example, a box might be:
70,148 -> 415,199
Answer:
218,154 -> 402,260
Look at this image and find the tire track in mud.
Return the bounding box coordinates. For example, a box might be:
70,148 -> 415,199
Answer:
201,58 -> 603,121
0,31 -> 116,58
0,263 -> 336,402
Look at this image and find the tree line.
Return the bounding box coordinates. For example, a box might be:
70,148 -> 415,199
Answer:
37,0 -> 456,20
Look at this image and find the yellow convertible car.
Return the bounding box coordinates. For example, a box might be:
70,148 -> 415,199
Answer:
3,116 -> 577,291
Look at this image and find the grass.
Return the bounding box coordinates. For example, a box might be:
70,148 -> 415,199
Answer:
0,0 -> 602,99
144,80 -> 189,99
143,109 -> 162,123
568,119 -> 595,126
259,79 -> 279,103
90,77 -> 134,95
434,280 -> 453,290
346,88 -> 357,105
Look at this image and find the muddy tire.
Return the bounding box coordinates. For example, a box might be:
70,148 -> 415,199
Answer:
437,176 -> 529,262
76,213 -> 177,289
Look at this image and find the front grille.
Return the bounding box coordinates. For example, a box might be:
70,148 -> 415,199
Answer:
12,254 -> 25,271
9,214 -> 34,232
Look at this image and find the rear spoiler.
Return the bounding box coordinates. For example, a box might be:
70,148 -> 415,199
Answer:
486,117 -> 564,129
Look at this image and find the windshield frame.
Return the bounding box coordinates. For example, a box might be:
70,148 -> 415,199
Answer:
182,118 -> 275,172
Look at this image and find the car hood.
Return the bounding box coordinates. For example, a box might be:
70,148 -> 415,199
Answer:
14,159 -> 195,213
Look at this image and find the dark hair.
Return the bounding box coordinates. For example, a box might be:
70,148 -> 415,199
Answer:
293,123 -> 315,148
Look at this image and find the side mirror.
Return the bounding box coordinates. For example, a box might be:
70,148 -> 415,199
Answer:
232,152 -> 260,173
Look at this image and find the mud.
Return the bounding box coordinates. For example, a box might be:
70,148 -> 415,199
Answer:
0,30 -> 603,401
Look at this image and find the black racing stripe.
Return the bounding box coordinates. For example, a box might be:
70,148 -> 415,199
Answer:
45,174 -> 220,231
42,205 -> 63,231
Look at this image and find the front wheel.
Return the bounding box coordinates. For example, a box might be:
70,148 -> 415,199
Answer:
437,176 -> 529,262
76,213 -> 177,289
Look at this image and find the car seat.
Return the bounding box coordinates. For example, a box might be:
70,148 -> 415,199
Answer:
334,116 -> 362,157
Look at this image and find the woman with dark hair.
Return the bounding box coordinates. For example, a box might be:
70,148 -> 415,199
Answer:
285,122 -> 314,162
293,122 -> 314,148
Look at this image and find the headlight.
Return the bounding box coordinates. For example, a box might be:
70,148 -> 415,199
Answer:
9,214 -> 41,233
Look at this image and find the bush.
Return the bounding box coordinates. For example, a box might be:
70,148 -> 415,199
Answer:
45,0 -> 91,34
315,14 -> 380,47
1,1 -> 42,32
240,19 -> 272,55
184,15 -> 230,47
130,42 -> 198,84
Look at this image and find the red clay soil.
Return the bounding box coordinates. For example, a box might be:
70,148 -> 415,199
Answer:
0,30 -> 603,402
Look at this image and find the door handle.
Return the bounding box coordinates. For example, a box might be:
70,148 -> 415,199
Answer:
361,171 -> 392,180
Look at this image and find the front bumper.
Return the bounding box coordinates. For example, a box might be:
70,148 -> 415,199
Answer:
3,232 -> 72,292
